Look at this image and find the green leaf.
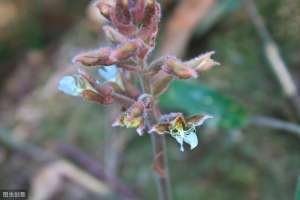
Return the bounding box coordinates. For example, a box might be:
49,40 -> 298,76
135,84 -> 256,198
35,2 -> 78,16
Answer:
160,81 -> 248,130
296,177 -> 300,200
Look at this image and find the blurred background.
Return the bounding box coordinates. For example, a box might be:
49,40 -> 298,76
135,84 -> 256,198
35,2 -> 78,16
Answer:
0,0 -> 300,199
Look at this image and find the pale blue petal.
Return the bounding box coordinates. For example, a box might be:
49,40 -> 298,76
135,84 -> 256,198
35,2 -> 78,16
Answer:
172,134 -> 185,152
184,131 -> 198,150
98,65 -> 118,82
58,76 -> 82,96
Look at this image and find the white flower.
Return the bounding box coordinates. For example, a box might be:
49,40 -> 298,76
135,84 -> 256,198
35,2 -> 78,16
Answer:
150,113 -> 212,151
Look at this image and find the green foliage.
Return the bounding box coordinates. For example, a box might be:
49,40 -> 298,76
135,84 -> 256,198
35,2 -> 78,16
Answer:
160,80 -> 248,130
296,177 -> 300,200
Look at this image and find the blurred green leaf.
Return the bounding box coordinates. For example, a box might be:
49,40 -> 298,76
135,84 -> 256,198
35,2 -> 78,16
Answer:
296,177 -> 300,200
160,81 -> 248,129
195,0 -> 242,36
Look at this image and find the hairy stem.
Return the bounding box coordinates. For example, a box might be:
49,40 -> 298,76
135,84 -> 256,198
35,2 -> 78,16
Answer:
111,91 -> 135,106
141,69 -> 172,200
150,103 -> 172,200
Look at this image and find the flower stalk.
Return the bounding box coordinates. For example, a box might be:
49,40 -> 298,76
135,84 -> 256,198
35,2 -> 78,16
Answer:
57,0 -> 219,199
143,67 -> 172,200
150,103 -> 172,200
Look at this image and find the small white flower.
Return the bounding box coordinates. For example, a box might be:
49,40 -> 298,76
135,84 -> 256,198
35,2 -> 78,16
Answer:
150,113 -> 212,151
58,75 -> 83,96
58,75 -> 96,97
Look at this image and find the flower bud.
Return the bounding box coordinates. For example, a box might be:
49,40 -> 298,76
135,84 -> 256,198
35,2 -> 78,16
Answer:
130,0 -> 146,23
121,74 -> 140,98
82,90 -> 113,105
112,108 -> 145,135
115,0 -> 131,24
110,1 -> 136,36
151,74 -> 173,96
95,0 -> 114,20
110,40 -> 140,61
103,25 -> 126,44
185,51 -> 220,73
111,93 -> 153,135
126,101 -> 144,121
138,1 -> 160,46
73,47 -> 113,67
162,57 -> 198,79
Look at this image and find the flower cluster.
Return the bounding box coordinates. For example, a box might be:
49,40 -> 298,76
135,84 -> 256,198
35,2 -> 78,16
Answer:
58,0 -> 219,151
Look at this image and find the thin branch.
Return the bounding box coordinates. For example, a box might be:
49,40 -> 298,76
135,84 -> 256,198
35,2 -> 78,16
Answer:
111,91 -> 135,104
0,129 -> 56,162
250,115 -> 300,137
0,130 -> 139,199
57,143 -> 139,200
244,0 -> 300,114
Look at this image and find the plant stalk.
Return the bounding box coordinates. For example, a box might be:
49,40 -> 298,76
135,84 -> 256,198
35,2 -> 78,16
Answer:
150,132 -> 172,200
141,67 -> 172,200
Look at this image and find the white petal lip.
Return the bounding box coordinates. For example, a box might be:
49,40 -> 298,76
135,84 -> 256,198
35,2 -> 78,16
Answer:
172,134 -> 185,152
183,131 -> 198,150
136,126 -> 144,136
58,76 -> 82,96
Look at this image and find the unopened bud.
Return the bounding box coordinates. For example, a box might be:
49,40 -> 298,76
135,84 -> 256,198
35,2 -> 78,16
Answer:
138,1 -> 160,46
126,101 -> 144,121
152,75 -> 173,96
116,0 -> 131,24
73,47 -> 113,66
130,0 -> 146,23
95,0 -> 113,20
185,51 -> 220,73
103,25 -> 126,43
162,57 -> 198,79
110,40 -> 140,61
82,90 -> 109,104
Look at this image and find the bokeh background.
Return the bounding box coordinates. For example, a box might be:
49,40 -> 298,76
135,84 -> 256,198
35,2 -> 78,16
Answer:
1,0 -> 300,199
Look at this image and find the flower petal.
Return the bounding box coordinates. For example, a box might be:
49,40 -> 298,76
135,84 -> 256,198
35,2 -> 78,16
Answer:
98,65 -> 119,82
170,115 -> 186,132
58,75 -> 84,96
186,114 -> 213,127
149,123 -> 170,135
112,113 -> 126,127
171,134 -> 184,152
183,129 -> 198,150
124,116 -> 143,128
136,121 -> 145,136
